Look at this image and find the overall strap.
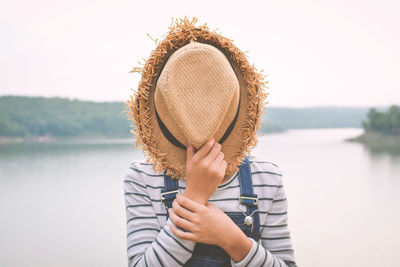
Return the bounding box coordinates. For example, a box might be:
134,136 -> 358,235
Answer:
238,154 -> 260,240
161,170 -> 179,219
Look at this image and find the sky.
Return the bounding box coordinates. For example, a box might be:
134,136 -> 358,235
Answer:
1,0 -> 399,107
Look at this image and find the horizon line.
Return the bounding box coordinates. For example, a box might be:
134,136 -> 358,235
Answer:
0,94 -> 396,109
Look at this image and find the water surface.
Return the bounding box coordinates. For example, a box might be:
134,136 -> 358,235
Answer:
0,128 -> 399,266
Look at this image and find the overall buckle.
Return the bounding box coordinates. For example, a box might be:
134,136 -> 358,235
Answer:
160,190 -> 180,202
239,195 -> 259,206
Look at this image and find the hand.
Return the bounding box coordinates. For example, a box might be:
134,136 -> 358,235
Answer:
184,137 -> 227,205
169,194 -> 252,262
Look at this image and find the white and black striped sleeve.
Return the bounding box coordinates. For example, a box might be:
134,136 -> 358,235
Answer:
123,162 -> 196,267
230,169 -> 297,267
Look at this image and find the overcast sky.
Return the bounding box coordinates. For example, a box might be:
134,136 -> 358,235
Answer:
1,0 -> 399,107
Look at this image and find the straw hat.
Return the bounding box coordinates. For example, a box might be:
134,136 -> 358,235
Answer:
125,16 -> 269,180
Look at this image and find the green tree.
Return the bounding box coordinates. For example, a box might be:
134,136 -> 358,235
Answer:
362,105 -> 400,135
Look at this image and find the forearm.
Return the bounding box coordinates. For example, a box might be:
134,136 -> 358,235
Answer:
218,224 -> 252,262
226,177 -> 297,266
229,239 -> 296,267
124,164 -> 196,266
217,222 -> 293,266
128,220 -> 196,267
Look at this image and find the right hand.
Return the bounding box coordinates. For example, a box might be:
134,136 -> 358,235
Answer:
183,137 -> 227,205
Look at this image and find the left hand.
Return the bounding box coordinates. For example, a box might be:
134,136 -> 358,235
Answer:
169,194 -> 252,262
169,193 -> 233,246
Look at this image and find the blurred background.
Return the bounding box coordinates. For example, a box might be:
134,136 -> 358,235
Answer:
1,0 -> 399,266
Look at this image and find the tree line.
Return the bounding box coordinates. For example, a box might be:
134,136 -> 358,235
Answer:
362,105 -> 400,135
0,95 -> 394,138
0,96 -> 131,137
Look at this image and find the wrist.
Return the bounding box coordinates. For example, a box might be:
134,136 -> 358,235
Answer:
183,189 -> 207,205
219,226 -> 252,262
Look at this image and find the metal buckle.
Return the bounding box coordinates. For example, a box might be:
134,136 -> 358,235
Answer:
239,196 -> 259,205
160,190 -> 180,202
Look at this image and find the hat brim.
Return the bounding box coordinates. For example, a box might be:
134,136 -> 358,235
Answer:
125,17 -> 268,180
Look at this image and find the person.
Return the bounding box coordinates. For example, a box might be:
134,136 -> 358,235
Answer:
123,16 -> 297,267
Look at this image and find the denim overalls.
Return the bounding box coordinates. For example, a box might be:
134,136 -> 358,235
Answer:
160,154 -> 260,267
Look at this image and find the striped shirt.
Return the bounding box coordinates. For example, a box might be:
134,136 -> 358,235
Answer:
123,154 -> 297,267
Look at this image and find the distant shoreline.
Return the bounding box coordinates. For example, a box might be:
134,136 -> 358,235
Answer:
346,130 -> 400,148
0,129 -> 286,145
0,135 -> 133,145
0,96 -> 375,140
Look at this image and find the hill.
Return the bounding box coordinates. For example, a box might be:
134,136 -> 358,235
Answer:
0,96 -> 128,138
262,106 -> 372,129
0,95 -> 384,141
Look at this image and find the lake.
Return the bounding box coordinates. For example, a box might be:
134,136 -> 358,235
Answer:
0,128 -> 399,267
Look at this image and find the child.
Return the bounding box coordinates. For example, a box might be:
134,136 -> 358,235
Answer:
123,17 -> 297,267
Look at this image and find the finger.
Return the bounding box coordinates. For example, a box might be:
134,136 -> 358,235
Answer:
219,159 -> 227,170
204,142 -> 222,163
205,202 -> 221,211
186,143 -> 194,163
168,208 -> 195,231
170,224 -> 197,241
209,159 -> 226,181
193,137 -> 215,160
176,194 -> 205,213
209,152 -> 224,174
205,202 -> 216,208
219,160 -> 227,176
211,151 -> 224,166
172,199 -> 196,221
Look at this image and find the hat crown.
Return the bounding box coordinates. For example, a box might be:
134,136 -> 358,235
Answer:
155,42 -> 240,148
